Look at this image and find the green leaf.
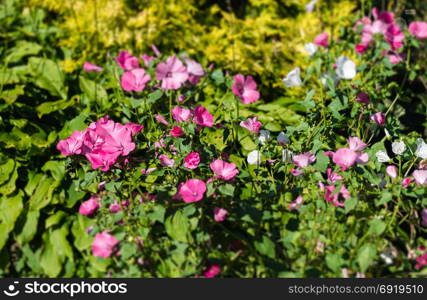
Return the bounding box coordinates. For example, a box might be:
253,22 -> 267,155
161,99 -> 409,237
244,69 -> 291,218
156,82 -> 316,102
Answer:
120,243 -> 137,260
42,160 -> 65,182
79,76 -> 108,108
357,244 -> 377,273
328,98 -> 345,119
0,85 -> 25,105
147,205 -> 166,223
0,159 -> 15,185
0,191 -> 24,250
375,192 -> 392,206
165,210 -> 191,243
344,197 -> 358,213
146,90 -> 163,105
16,210 -> 39,245
36,97 -> 76,118
218,184 -> 235,196
368,219 -> 386,236
325,252 -> 344,273
45,211 -> 67,229
254,236 -> 276,259
0,162 -> 19,196
211,69 -> 224,84
6,41 -> 42,63
28,57 -> 66,98
28,177 -> 57,210
71,215 -> 94,251
300,89 -> 316,110
313,151 -> 329,172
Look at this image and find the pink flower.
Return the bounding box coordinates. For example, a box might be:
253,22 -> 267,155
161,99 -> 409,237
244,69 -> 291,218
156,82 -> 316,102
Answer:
348,137 -> 367,152
370,112 -> 386,126
124,123 -> 143,136
184,152 -> 200,169
401,177 -> 412,188
141,54 -> 155,66
141,167 -> 156,175
329,148 -> 358,171
58,116 -> 139,171
154,139 -> 166,149
79,196 -> 100,216
172,106 -> 192,122
116,51 -> 139,71
159,155 -> 175,168
356,152 -> 369,164
214,207 -> 228,222
170,126 -> 184,137
290,168 -> 303,176
210,159 -> 239,181
57,130 -> 86,156
413,170 -> 427,185
355,43 -> 369,54
388,53 -> 404,64
314,32 -> 329,47
92,231 -> 119,258
385,23 -> 405,50
184,58 -> 205,84
156,56 -> 189,90
415,252 -> 427,270
82,116 -> 137,171
83,62 -> 103,72
408,21 -> 427,39
386,165 -> 398,179
355,92 -> 370,104
109,201 -> 121,213
231,74 -> 260,104
322,185 -> 350,207
421,209 -> 427,227
327,168 -> 343,183
203,264 -> 220,278
178,179 -> 206,203
155,114 -> 169,126
240,117 -> 261,134
293,152 -> 316,168
121,68 -> 151,92
288,195 -> 303,210
193,105 -> 214,127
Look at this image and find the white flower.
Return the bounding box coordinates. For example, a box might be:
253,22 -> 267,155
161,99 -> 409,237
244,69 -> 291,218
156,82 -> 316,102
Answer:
335,56 -> 356,79
247,150 -> 261,165
380,253 -> 393,265
304,43 -> 318,56
376,150 -> 390,163
320,72 -> 338,87
282,149 -> 293,163
415,138 -> 427,159
277,132 -> 290,145
380,248 -> 396,265
305,0 -> 318,12
391,141 -> 406,155
283,67 -> 302,87
258,130 -> 271,145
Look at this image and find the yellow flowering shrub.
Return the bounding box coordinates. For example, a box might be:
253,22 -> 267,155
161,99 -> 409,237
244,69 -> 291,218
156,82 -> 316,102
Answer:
28,0 -> 356,81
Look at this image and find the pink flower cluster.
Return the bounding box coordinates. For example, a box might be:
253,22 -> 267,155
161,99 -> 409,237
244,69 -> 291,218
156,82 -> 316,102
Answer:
316,137 -> 369,207
57,116 -> 142,171
174,158 -> 239,203
354,8 -> 405,63
112,49 -> 205,92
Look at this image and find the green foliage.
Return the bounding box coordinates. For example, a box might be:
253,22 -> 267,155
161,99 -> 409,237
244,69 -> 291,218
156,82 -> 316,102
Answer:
0,0 -> 426,279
